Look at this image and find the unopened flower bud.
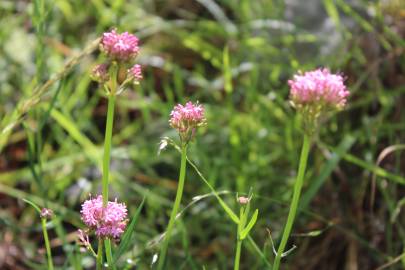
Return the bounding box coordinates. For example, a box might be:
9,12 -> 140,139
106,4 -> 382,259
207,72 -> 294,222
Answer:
91,64 -> 109,83
40,208 -> 53,219
127,64 -> 142,84
77,229 -> 91,249
237,196 -> 250,205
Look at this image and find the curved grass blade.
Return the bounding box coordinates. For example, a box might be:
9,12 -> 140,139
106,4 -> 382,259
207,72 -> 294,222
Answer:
22,198 -> 41,214
113,197 -> 145,263
240,209 -> 258,240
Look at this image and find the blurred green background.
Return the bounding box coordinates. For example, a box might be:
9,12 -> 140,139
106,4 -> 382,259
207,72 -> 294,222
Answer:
0,0 -> 404,269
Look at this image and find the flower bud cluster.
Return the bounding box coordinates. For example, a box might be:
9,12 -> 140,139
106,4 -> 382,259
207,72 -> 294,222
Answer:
91,29 -> 143,94
169,101 -> 206,144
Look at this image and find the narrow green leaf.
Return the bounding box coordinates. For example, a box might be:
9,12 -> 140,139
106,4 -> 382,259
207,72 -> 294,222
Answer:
240,209 -> 258,240
23,198 -> 41,214
186,156 -> 239,224
301,134 -> 356,209
113,197 -> 145,263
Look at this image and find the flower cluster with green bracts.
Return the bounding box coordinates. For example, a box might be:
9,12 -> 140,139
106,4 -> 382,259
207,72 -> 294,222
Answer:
91,29 -> 143,96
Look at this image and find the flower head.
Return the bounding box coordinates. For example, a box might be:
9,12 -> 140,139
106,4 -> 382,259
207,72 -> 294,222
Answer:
289,68 -> 349,110
288,68 -> 349,134
169,102 -> 206,143
127,64 -> 142,84
100,29 -> 139,61
80,195 -> 128,239
40,208 -> 53,219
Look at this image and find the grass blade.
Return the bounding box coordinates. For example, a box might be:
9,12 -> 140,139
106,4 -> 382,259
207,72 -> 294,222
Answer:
113,197 -> 145,263
22,198 -> 41,214
241,209 -> 258,240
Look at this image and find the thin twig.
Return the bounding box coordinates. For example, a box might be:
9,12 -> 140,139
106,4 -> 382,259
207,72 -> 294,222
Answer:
374,252 -> 405,270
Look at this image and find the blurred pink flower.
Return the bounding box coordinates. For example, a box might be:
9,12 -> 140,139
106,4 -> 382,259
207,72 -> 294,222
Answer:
128,64 -> 142,84
169,101 -> 206,142
80,195 -> 128,239
288,68 -> 349,110
91,63 -> 109,83
100,29 -> 139,61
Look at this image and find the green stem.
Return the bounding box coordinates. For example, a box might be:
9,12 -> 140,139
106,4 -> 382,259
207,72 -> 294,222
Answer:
105,239 -> 116,270
234,240 -> 242,270
96,239 -> 103,270
157,144 -> 188,270
273,134 -> 311,270
102,94 -> 116,206
41,218 -> 54,270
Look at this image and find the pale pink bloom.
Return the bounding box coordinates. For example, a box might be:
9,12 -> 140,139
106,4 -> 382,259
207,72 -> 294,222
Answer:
128,64 -> 142,84
169,102 -> 205,143
80,195 -> 128,239
288,68 -> 349,110
169,102 -> 206,142
100,29 -> 139,61
170,102 -> 205,132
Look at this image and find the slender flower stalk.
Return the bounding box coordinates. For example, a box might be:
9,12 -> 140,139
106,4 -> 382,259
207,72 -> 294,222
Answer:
157,144 -> 188,270
40,208 -> 54,270
157,101 -> 206,269
273,68 -> 349,269
234,239 -> 242,270
102,94 -> 116,207
96,238 -> 103,270
233,196 -> 258,270
272,134 -> 310,270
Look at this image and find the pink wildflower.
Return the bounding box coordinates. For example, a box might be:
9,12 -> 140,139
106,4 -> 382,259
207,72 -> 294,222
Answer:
169,102 -> 206,143
100,29 -> 139,61
80,195 -> 128,239
288,68 -> 349,110
128,64 -> 143,84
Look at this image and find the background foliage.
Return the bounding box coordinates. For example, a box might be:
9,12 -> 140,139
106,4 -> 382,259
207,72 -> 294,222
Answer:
0,0 -> 404,269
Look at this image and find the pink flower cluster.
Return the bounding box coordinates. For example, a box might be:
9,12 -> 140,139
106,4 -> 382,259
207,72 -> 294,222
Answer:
169,102 -> 206,142
128,64 -> 142,84
100,29 -> 139,61
169,101 -> 206,142
80,195 -> 128,239
288,68 -> 349,110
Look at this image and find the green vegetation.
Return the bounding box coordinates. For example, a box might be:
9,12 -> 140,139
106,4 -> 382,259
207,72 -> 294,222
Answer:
0,0 -> 404,269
